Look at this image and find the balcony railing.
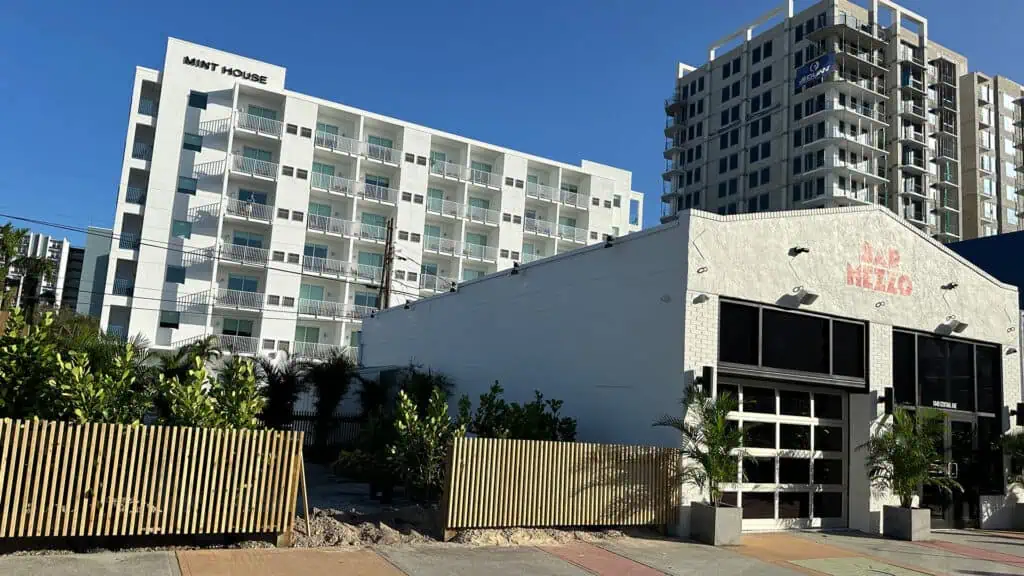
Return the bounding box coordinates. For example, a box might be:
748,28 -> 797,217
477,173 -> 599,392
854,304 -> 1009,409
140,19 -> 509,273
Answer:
214,289 -> 264,311
356,264 -> 384,284
525,181 -> 558,202
219,243 -> 269,266
310,172 -> 358,196
350,305 -> 376,320
419,274 -> 456,292
469,168 -> 501,188
557,224 -> 588,243
360,182 -> 399,204
462,242 -> 497,261
297,298 -> 349,318
430,160 -> 470,180
235,111 -> 283,137
364,142 -> 400,164
903,207 -> 927,223
314,130 -> 360,155
292,341 -> 340,361
307,214 -> 353,236
231,154 -> 279,180
131,142 -> 152,161
897,47 -> 924,66
112,278 -> 134,297
898,101 -> 925,118
218,334 -> 260,355
521,252 -> 545,264
900,129 -> 926,144
524,217 -> 556,236
125,186 -> 147,205
423,235 -> 459,256
177,290 -> 211,313
559,189 -> 589,209
302,255 -> 358,279
426,197 -> 462,218
138,98 -> 158,116
119,233 -> 141,250
226,198 -> 273,222
193,159 -> 225,178
902,182 -> 925,197
350,221 -> 388,242
464,204 -> 501,226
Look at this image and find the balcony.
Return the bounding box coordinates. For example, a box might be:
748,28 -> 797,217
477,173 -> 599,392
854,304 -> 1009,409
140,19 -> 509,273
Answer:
297,298 -> 351,319
559,188 -> 589,209
198,117 -> 231,137
419,274 -> 456,293
214,289 -> 265,311
462,242 -> 498,261
293,342 -> 342,361
902,182 -> 926,198
557,224 -> 588,243
131,142 -> 152,161
355,263 -> 384,284
897,47 -> 925,68
977,87 -> 992,105
903,206 -> 928,224
218,243 -> 269,267
314,130 -> 360,155
523,217 -> 556,237
359,181 -> 399,204
898,156 -> 928,175
125,186 -> 147,205
302,255 -> 358,280
936,145 -> 959,161
138,98 -> 158,116
230,154 -> 278,180
218,334 -> 260,356
118,233 -> 141,250
425,196 -> 462,219
423,235 -> 460,257
310,172 -> 359,197
469,168 -> 501,189
193,159 -> 225,179
897,101 -> 926,120
235,111 -> 282,138
225,199 -> 273,222
363,141 -> 400,165
900,129 -> 927,145
521,252 -> 546,264
807,13 -> 888,46
525,181 -> 558,202
900,76 -> 926,95
112,278 -> 134,297
430,159 -> 469,181
938,191 -> 960,212
464,204 -> 501,226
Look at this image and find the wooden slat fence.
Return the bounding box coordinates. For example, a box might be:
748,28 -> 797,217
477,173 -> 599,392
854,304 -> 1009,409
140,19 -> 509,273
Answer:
288,411 -> 362,449
441,438 -> 680,537
0,419 -> 304,540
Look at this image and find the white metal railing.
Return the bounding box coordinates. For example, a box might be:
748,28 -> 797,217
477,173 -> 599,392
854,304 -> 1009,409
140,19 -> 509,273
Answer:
903,181 -> 925,196
219,243 -> 269,266
214,289 -> 264,311
310,172 -> 358,196
557,224 -> 588,243
363,141 -> 400,164
107,326 -> 127,341
521,252 -> 545,264
297,298 -> 348,318
138,98 -> 157,116
226,198 -> 273,222
314,130 -> 360,155
171,332 -> 211,350
901,129 -> 926,144
218,334 -> 260,355
355,264 -> 384,283
112,278 -> 134,297
423,235 -> 459,255
900,155 -> 926,170
182,246 -> 216,267
350,305 -> 376,319
426,197 -> 462,218
187,202 -> 221,224
131,142 -> 152,161
464,204 -> 501,225
231,154 -> 279,180
125,186 -> 146,205
307,214 -> 352,236
345,347 -> 360,362
359,181 -> 399,203
302,255 -> 358,279
236,111 -> 283,137
462,242 -> 497,261
898,101 -> 925,117
469,168 -> 501,188
193,160 -> 225,178
897,47 -> 924,66
199,117 -> 231,137
419,274 -> 456,292
118,233 -> 141,250
559,189 -> 589,208
525,181 -> 558,202
523,217 -> 556,236
430,160 -> 469,180
350,221 -> 388,242
177,290 -> 211,313
292,341 -> 339,360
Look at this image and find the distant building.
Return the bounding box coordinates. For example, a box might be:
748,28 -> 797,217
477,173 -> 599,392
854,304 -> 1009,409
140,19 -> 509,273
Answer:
77,227 -> 113,319
60,247 -> 85,311
4,232 -> 71,310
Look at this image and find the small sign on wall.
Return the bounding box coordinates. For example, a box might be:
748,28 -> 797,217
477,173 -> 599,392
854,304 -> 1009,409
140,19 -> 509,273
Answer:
846,242 -> 913,296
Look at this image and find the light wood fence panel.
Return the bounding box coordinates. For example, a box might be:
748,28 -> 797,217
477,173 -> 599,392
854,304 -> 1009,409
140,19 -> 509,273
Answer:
0,419 -> 303,540
441,437 -> 680,536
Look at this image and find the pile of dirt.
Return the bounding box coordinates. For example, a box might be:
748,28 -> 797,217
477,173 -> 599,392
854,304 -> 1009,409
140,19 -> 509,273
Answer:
450,527 -> 628,547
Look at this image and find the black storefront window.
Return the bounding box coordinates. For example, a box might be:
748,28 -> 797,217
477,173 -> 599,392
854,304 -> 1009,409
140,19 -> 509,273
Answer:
832,321 -> 865,378
779,493 -> 809,518
744,457 -> 776,483
814,493 -> 843,517
779,458 -> 810,483
744,422 -> 776,448
743,386 -> 776,413
976,345 -> 1001,415
918,335 -> 975,412
977,416 -> 1004,495
780,390 -> 811,416
743,493 -> 775,518
892,331 -> 916,405
761,309 -> 830,373
720,302 -> 759,364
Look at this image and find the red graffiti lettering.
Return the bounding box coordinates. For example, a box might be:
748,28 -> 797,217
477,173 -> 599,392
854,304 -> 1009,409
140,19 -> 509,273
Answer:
897,275 -> 913,296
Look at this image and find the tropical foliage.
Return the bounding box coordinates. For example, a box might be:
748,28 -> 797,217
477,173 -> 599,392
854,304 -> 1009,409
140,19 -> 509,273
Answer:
389,387 -> 466,502
459,381 -> 577,441
863,407 -> 961,508
654,385 -> 744,506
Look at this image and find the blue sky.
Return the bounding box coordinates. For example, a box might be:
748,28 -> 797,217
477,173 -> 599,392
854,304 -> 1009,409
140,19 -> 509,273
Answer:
0,0 -> 1019,245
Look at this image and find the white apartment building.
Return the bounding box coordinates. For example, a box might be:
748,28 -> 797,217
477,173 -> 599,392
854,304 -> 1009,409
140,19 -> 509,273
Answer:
662,0 -> 965,243
101,38 -> 643,356
3,232 -> 71,310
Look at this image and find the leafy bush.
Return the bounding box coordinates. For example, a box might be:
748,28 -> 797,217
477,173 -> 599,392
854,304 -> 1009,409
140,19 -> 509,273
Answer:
53,344 -> 149,424
389,387 -> 465,502
0,310 -> 62,419
213,357 -> 266,429
462,382 -> 576,441
157,357 -> 219,428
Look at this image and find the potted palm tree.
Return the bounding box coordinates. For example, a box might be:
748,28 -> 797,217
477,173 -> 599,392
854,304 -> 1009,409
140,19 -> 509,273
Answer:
864,407 -> 961,541
655,384 -> 744,546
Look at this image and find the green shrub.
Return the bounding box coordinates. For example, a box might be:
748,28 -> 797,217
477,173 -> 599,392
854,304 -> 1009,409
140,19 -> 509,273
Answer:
213,357 -> 266,429
53,344 -> 150,424
462,382 -> 576,441
0,310 -> 61,420
388,387 -> 465,502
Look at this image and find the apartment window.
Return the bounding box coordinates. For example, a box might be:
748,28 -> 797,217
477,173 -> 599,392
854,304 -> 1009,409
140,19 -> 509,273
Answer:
752,71 -> 762,89
500,248 -> 510,258
177,176 -> 197,195
267,295 -> 281,306
395,270 -> 406,280
794,50 -> 804,68
272,251 -> 285,262
731,106 -> 740,123
794,23 -> 803,42
794,103 -> 803,121
719,157 -> 728,174
752,46 -> 762,64
729,178 -> 738,196
694,166 -> 701,183
727,202 -> 738,214
730,129 -> 738,147
286,124 -> 298,135
407,272 -> 418,282
720,110 -> 729,127
1009,208 -> 1020,226
296,169 -> 308,180
763,40 -> 773,58
762,65 -> 772,83
718,181 -> 727,198
761,116 -> 770,133
604,200 -> 612,208
759,193 -> 769,211
590,231 -> 599,240
285,253 -> 298,264
277,208 -> 289,219
750,146 -> 760,163
697,99 -> 704,114
398,230 -> 409,241
613,195 -> 622,207
731,81 -> 740,99
183,133 -> 202,152
282,166 -> 294,177
817,177 -> 825,196
410,194 -> 422,204
401,191 -> 412,202
747,197 -> 758,213
760,141 -> 770,160
794,130 -> 803,147
793,157 -> 802,175
188,91 -> 207,109
166,265 -> 186,284
159,311 -> 180,329
720,133 -> 729,150
300,127 -> 312,138
171,220 -> 192,239
750,121 -> 760,139
687,148 -> 694,163
729,153 -> 738,171
760,166 -> 770,184
721,86 -> 729,103
292,211 -> 304,221
411,233 -> 421,243
792,185 -> 801,202
722,61 -> 732,80
514,179 -> 524,188
504,177 -> 514,186
749,171 -> 759,189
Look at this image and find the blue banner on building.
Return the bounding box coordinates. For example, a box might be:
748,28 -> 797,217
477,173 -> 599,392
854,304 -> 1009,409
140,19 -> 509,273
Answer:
794,53 -> 835,89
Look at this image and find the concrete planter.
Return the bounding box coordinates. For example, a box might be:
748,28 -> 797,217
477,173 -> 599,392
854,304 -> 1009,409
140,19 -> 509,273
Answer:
1013,503 -> 1024,531
883,505 -> 930,541
690,502 -> 742,546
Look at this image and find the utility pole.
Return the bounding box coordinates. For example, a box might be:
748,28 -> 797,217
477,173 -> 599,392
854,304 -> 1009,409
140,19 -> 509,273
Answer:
378,218 -> 395,310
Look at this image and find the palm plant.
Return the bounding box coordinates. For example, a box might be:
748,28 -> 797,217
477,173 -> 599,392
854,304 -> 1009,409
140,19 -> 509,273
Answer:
12,255 -> 55,320
257,356 -> 305,430
863,407 -> 961,508
303,350 -> 358,457
654,385 -> 744,506
0,223 -> 27,310
399,363 -> 454,418
1003,431 -> 1024,486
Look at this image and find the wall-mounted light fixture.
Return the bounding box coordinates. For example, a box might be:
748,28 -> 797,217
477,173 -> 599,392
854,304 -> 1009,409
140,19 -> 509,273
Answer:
788,246 -> 810,257
795,287 -> 819,305
941,282 -> 959,291
940,317 -> 968,333
692,293 -> 710,304
1007,347 -> 1019,356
